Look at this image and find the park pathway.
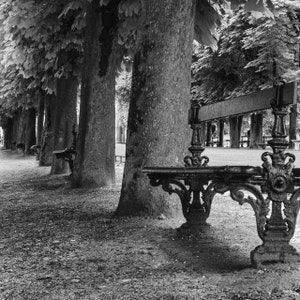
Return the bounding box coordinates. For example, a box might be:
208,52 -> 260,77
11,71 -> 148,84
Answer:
0,149 -> 50,186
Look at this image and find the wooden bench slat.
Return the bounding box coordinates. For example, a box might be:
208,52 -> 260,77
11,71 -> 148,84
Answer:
197,82 -> 297,122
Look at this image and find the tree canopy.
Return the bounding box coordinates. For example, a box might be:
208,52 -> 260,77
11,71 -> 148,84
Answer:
191,1 -> 300,104
0,0 -> 84,119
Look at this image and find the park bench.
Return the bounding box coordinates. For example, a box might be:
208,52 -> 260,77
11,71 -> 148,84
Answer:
115,155 -> 126,163
143,82 -> 300,267
53,126 -> 77,174
13,142 -> 25,154
291,139 -> 300,150
30,144 -> 41,158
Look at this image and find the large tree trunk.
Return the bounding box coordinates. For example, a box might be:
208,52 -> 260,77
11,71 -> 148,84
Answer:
250,113 -> 263,149
116,0 -> 195,217
40,94 -> 56,166
51,72 -> 78,174
72,0 -> 118,187
229,115 -> 243,148
24,108 -> 36,154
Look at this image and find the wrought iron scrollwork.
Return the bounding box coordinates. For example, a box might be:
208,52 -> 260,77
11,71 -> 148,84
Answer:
150,178 -> 191,219
229,184 -> 270,241
203,182 -> 270,241
184,154 -> 209,167
284,187 -> 300,239
261,151 -> 295,199
202,182 -> 229,219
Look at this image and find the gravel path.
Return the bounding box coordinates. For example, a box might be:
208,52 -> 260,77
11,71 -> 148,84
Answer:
1,149 -> 300,300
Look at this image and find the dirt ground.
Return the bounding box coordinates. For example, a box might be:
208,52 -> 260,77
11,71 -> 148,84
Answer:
1,149 -> 300,300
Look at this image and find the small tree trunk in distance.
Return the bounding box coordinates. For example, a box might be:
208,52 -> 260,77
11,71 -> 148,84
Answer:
206,121 -> 212,146
229,115 -> 243,148
250,113 -> 263,149
3,117 -> 13,149
12,109 -> 26,149
11,110 -> 20,149
51,74 -> 78,174
40,94 -> 56,166
37,95 -> 45,146
218,119 -> 224,147
200,122 -> 206,147
72,0 -> 118,188
289,104 -> 297,148
24,108 -> 36,154
116,0 -> 195,217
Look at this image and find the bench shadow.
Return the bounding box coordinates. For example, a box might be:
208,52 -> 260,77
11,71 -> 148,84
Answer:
159,225 -> 253,273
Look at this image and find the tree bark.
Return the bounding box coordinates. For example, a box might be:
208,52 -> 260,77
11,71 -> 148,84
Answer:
72,0 -> 118,187
39,94 -> 56,166
116,0 -> 195,217
51,72 -> 78,174
229,115 -> 243,148
250,113 -> 263,149
24,108 -> 36,154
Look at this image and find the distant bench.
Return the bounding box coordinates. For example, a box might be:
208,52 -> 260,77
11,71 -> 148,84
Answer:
53,126 -> 77,174
115,155 -> 125,163
291,139 -> 300,150
143,82 -> 300,267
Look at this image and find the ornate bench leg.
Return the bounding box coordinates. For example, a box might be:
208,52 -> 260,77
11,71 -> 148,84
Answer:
250,190 -> 300,268
210,181 -> 300,267
150,178 -> 210,228
150,178 -> 190,220
183,178 -> 211,228
250,86 -> 300,267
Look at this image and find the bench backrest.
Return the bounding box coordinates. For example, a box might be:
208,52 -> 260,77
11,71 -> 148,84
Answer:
197,82 -> 297,122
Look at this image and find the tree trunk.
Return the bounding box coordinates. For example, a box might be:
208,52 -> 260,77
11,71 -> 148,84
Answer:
206,121 -> 212,146
72,0 -> 118,187
250,113 -> 263,149
3,117 -> 13,149
37,95 -> 45,146
289,104 -> 297,148
51,73 -> 78,175
200,123 -> 206,147
218,119 -> 224,147
24,108 -> 36,154
229,115 -> 243,148
11,113 -> 17,149
12,109 -> 26,150
116,0 -> 195,217
40,94 -> 56,166
11,110 -> 20,149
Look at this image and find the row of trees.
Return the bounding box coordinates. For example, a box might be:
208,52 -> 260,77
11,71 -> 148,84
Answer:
0,0 -> 299,217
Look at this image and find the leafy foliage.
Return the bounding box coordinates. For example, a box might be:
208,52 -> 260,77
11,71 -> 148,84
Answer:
0,0 -> 288,120
192,2 -> 300,104
116,67 -> 131,127
0,0 -> 85,117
